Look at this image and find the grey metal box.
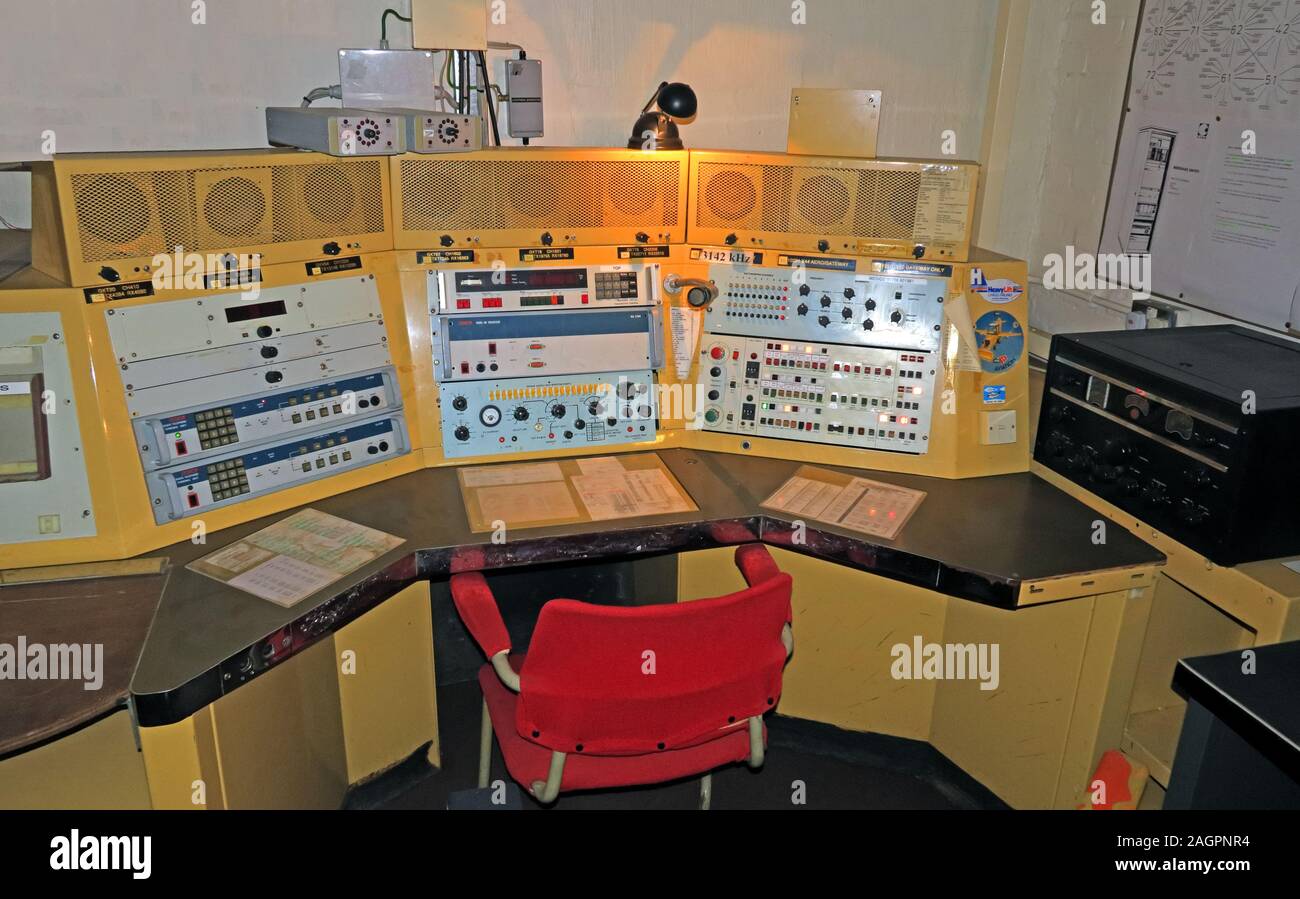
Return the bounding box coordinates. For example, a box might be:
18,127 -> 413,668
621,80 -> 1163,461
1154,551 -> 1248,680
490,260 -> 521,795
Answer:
339,49 -> 441,110
505,59 -> 543,139
265,107 -> 406,156
385,109 -> 482,153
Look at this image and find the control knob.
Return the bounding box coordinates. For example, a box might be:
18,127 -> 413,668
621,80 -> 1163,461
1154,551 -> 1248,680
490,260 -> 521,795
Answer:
451,396 -> 468,412
453,425 -> 470,442
796,303 -> 809,316
841,306 -> 853,319
843,288 -> 856,299
890,310 -> 903,324
549,404 -> 566,418
798,284 -> 811,296
1140,482 -> 1169,507
862,318 -> 874,331
817,315 -> 830,327
513,406 -> 530,421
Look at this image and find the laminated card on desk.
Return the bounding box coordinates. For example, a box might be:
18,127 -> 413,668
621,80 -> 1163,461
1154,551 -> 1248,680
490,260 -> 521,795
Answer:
459,453 -> 697,533
188,508 -> 405,607
762,465 -> 925,541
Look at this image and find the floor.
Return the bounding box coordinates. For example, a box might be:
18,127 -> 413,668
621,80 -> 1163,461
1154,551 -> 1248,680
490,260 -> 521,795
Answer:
345,680 -> 1008,811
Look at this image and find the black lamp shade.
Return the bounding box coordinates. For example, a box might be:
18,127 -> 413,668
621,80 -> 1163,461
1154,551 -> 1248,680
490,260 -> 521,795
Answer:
657,83 -> 697,120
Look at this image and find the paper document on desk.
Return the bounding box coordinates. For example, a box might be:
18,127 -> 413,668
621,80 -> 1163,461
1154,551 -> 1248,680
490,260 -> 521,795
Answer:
762,467 -> 925,541
188,508 -> 405,607
572,466 -> 695,521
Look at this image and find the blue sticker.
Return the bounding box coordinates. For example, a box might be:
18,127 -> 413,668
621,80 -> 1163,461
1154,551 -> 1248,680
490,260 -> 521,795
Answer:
975,310 -> 1024,374
969,267 -> 1023,303
982,385 -> 1007,405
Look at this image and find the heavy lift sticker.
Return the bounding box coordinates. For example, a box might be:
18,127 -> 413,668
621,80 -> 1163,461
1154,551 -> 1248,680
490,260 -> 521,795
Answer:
969,267 -> 1023,303
519,247 -> 575,262
618,245 -> 670,259
83,280 -> 155,304
305,255 -> 363,276
417,249 -> 476,264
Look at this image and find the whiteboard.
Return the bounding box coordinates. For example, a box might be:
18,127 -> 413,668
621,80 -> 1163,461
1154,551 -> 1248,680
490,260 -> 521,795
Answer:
1100,0 -> 1300,333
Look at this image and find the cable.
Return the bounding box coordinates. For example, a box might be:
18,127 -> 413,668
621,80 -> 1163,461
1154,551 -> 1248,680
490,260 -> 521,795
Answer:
300,85 -> 341,107
476,50 -> 501,146
379,8 -> 412,49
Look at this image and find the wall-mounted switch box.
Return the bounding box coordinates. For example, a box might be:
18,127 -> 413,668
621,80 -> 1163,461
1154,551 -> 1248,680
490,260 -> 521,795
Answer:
506,59 -> 544,139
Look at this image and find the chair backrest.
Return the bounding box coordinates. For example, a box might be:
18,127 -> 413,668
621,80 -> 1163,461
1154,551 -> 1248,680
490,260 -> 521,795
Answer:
516,570 -> 792,756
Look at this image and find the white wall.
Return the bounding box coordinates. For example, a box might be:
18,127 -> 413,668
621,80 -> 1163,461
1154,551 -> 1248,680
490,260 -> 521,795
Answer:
0,0 -> 999,225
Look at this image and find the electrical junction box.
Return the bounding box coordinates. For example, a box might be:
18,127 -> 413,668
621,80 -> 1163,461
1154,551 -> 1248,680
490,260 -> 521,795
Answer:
506,59 -> 544,139
340,49 -> 440,110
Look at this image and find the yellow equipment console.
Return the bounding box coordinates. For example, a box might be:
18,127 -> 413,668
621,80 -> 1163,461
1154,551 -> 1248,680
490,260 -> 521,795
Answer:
29,149 -> 393,288
390,148 -> 689,251
0,277 -> 129,569
659,245 -> 1030,478
80,253 -> 424,559
396,245 -> 671,467
686,150 -> 978,263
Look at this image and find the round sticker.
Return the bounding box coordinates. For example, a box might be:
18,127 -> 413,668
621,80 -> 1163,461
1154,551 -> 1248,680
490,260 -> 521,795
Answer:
975,310 -> 1024,374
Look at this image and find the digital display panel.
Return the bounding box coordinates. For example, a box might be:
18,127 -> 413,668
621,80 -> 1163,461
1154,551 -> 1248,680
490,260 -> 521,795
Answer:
454,268 -> 588,293
224,300 -> 288,324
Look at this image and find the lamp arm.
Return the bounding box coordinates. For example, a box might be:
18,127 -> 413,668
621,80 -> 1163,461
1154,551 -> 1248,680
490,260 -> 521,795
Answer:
640,81 -> 669,114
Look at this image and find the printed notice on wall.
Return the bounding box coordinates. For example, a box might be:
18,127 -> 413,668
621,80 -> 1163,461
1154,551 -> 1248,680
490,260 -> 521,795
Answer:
761,465 -> 926,541
1100,1 -> 1300,330
188,508 -> 405,607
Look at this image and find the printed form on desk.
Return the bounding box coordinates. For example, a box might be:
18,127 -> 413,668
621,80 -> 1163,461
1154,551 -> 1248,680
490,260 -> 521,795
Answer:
458,453 -> 697,532
762,465 -> 926,541
188,508 -> 405,607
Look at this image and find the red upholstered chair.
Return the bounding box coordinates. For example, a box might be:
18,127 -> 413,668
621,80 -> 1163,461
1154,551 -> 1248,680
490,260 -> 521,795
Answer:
449,544 -> 794,807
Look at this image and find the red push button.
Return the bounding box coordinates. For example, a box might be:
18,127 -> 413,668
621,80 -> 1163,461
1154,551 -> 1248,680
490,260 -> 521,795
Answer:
710,346 -> 725,360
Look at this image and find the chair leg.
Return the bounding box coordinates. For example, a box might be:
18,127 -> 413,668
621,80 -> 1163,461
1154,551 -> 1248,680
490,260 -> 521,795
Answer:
747,716 -> 766,769
699,773 -> 712,810
531,751 -> 567,804
478,696 -> 492,789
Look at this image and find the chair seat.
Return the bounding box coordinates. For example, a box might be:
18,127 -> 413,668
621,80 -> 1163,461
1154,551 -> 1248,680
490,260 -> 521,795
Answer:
480,656 -> 760,793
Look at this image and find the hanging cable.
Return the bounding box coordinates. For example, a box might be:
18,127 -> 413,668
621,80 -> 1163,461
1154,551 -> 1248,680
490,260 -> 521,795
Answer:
379,8 -> 412,49
476,50 -> 501,146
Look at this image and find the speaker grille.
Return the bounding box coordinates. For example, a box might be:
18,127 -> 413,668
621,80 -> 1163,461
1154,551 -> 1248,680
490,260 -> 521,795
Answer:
69,158 -> 386,263
72,173 -> 167,260
696,161 -> 922,240
202,176 -> 268,239
398,157 -> 681,232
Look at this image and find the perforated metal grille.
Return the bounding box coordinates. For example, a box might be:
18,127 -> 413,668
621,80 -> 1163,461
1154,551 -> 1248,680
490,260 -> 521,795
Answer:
854,170 -> 919,239
202,176 -> 268,239
398,157 -> 681,232
794,173 -> 852,230
72,173 -> 167,260
701,167 -> 758,223
70,158 -> 385,262
695,161 -> 922,240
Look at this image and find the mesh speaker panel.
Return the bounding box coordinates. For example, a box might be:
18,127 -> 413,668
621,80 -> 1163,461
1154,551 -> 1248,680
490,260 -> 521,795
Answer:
69,158 -> 386,262
695,159 -> 924,240
398,157 -> 682,232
